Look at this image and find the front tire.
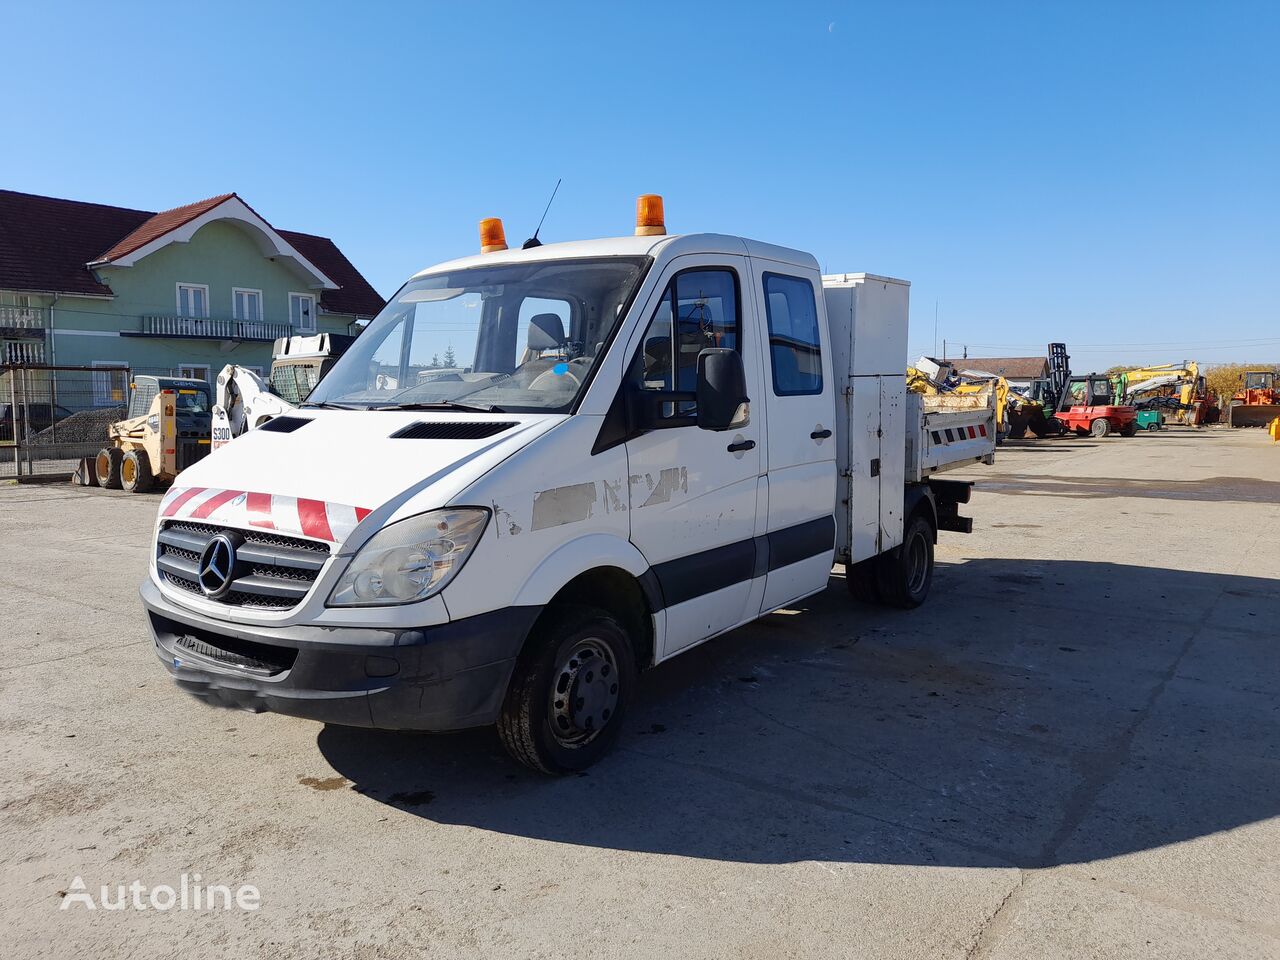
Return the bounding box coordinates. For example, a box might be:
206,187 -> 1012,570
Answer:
1090,417 -> 1112,438
874,512 -> 935,609
95,447 -> 123,489
498,606 -> 637,775
121,450 -> 154,493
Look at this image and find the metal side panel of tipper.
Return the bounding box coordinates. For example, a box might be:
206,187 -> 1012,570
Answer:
909,392 -> 997,480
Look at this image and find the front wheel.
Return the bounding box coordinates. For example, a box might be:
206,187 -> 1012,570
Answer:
95,447 -> 123,489
497,606 -> 637,775
874,512 -> 935,609
1090,417 -> 1112,438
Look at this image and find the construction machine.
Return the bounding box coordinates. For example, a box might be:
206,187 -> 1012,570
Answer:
88,377 -> 213,492
211,333 -> 354,449
1227,371 -> 1280,428
1040,343 -> 1137,438
1112,363 -> 1218,426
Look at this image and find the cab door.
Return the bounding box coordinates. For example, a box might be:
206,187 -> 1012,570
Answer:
623,255 -> 765,657
748,262 -> 837,611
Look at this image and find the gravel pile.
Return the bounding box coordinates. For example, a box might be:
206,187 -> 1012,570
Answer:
29,406 -> 125,446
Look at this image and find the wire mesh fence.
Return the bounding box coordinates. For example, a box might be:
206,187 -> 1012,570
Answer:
1,364 -> 137,478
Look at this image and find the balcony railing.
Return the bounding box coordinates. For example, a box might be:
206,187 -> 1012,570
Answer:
0,305 -> 49,332
3,341 -> 47,364
130,315 -> 293,342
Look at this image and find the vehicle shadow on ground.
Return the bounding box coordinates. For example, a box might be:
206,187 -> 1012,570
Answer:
975,474 -> 1280,504
317,559 -> 1278,868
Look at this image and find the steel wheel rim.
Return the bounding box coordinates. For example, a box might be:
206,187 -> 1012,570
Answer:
548,637 -> 620,748
906,532 -> 929,595
122,458 -> 135,484
96,452 -> 110,476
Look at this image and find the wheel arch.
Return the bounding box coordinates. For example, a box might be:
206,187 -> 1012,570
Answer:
513,534 -> 659,670
904,483 -> 938,542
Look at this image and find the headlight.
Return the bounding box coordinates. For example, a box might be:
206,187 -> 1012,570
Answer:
328,508 -> 489,607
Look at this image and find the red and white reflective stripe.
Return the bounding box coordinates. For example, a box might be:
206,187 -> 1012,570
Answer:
160,486 -> 371,543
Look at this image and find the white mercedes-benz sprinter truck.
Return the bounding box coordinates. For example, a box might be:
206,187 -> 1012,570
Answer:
140,197 -> 994,773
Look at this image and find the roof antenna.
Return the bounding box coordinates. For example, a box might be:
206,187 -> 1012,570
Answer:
522,178 -> 561,249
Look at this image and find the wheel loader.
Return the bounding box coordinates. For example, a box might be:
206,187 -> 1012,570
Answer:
1227,371 -> 1280,428
89,377 -> 213,492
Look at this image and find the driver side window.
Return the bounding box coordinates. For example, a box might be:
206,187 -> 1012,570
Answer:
632,268 -> 739,420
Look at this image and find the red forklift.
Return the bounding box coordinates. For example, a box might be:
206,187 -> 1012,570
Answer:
1046,344 -> 1137,437
1023,344 -> 1137,438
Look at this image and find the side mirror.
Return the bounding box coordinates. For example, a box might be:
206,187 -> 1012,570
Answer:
696,348 -> 749,431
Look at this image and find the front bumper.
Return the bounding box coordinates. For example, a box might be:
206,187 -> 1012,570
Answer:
140,578 -> 539,731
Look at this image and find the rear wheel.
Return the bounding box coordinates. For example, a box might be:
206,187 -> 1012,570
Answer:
95,447 -> 123,489
1151,420 -> 1162,431
874,512 -> 935,609
121,450 -> 154,493
1090,417 -> 1112,438
1119,422 -> 1137,437
497,606 -> 636,775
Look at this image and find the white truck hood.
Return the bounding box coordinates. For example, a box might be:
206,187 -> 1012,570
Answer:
157,410 -> 561,550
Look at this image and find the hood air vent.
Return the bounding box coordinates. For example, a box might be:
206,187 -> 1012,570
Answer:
258,416 -> 312,434
390,421 -> 518,440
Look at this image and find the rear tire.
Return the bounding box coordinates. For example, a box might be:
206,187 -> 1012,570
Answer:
874,512 -> 935,609
1119,422 -> 1137,437
121,450 -> 154,493
497,606 -> 636,775
1090,417 -> 1112,438
95,447 -> 123,489
844,558 -> 881,603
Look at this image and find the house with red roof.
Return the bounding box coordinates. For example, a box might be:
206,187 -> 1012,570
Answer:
0,190 -> 384,388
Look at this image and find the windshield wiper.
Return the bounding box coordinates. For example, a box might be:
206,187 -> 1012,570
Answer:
299,401 -> 367,410
371,400 -> 505,413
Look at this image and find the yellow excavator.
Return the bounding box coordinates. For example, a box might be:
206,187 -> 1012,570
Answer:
1112,363 -> 1218,426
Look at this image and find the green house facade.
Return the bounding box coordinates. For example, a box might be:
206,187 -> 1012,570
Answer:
0,190 -> 384,389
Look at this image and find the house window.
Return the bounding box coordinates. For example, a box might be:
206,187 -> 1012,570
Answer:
179,364 -> 211,382
290,293 -> 316,333
176,283 -> 209,318
92,361 -> 128,407
232,288 -> 263,323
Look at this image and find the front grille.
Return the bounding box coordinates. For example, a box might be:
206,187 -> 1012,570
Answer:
156,520 -> 330,610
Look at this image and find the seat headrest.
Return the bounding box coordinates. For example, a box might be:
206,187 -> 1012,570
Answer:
527,313 -> 566,351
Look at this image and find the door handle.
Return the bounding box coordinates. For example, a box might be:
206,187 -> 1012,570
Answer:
810,428 -> 832,440
727,439 -> 756,453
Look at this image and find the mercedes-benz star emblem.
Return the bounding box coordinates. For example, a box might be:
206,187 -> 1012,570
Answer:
198,534 -> 238,598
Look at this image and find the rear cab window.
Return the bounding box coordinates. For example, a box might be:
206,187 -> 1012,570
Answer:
762,273 -> 822,396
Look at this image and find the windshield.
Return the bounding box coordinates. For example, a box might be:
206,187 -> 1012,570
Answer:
174,388 -> 211,413
306,256 -> 649,413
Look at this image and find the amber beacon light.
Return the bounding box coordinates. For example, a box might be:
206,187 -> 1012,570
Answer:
634,194 -> 666,236
479,217 -> 508,253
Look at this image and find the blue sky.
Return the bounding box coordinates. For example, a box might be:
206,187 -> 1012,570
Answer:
2,0 -> 1276,369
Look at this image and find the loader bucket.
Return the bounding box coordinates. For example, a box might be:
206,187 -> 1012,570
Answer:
1228,403 -> 1280,428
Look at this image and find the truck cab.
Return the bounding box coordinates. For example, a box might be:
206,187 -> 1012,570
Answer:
140,198 -> 991,773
